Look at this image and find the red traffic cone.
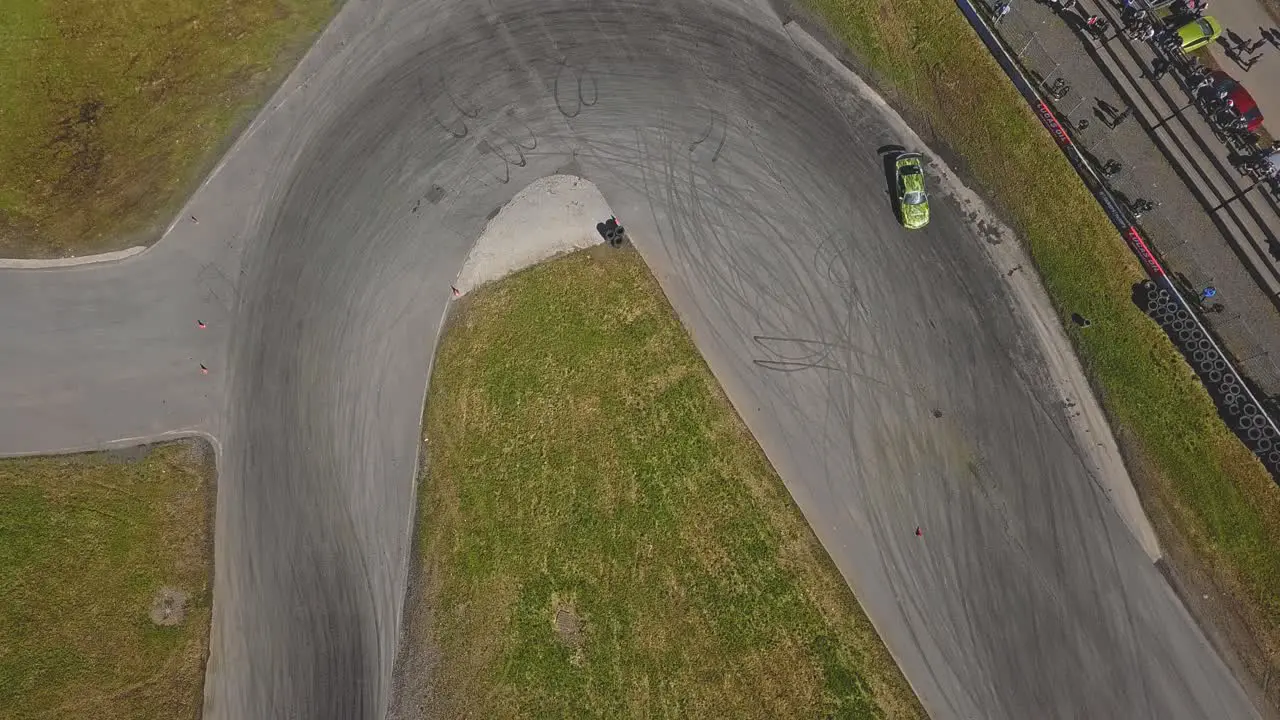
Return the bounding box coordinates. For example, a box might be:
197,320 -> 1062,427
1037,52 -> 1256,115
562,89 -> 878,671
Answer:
451,286 -> 461,298
915,527 -> 923,537
200,364 -> 209,375
197,320 -> 206,329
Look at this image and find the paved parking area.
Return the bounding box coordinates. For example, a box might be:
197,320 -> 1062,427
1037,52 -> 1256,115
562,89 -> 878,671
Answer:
987,0 -> 1280,395
1205,0 -> 1280,122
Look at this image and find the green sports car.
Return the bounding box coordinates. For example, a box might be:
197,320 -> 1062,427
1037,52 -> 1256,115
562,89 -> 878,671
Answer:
894,153 -> 930,230
1172,16 -> 1221,53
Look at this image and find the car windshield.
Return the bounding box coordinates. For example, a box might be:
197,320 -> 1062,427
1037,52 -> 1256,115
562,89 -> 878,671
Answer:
904,191 -> 926,205
1197,19 -> 1213,35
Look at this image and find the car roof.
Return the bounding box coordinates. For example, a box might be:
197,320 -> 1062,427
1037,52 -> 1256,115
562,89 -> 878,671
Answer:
1226,83 -> 1260,123
1228,86 -> 1258,112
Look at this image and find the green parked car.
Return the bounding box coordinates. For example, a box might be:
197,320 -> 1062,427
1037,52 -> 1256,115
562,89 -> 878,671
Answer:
1172,16 -> 1221,53
894,153 -> 930,230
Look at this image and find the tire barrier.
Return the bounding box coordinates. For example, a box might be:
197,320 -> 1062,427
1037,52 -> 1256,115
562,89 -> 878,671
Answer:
1132,281 -> 1280,479
596,217 -> 627,248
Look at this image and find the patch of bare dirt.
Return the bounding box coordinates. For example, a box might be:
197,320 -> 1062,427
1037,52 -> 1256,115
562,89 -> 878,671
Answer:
552,596 -> 585,667
149,587 -> 189,627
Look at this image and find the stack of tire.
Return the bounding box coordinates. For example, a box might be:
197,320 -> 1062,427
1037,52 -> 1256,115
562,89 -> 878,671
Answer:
597,218 -> 626,249
1142,280 -> 1280,472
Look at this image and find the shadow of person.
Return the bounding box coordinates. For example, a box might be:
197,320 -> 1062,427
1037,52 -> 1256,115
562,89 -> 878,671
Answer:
1266,236 -> 1280,262
1062,8 -> 1089,33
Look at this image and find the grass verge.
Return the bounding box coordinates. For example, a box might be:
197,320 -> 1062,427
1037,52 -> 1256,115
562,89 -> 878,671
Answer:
398,249 -> 924,719
0,0 -> 338,258
0,440 -> 214,720
794,0 -> 1280,699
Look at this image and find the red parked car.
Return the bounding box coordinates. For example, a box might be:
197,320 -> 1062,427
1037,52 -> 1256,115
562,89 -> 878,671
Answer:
1202,71 -> 1264,132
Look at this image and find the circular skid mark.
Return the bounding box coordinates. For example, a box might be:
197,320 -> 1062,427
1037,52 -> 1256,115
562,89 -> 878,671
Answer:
552,58 -> 599,118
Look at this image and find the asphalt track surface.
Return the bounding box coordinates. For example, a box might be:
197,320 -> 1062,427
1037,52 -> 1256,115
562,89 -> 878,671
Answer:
0,0 -> 1260,718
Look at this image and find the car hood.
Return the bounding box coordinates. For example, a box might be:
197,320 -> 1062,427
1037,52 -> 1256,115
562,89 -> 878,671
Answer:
902,201 -> 930,228
1179,16 -> 1220,43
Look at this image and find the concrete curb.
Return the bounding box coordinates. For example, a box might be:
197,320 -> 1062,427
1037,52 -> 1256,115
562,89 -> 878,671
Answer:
0,245 -> 146,269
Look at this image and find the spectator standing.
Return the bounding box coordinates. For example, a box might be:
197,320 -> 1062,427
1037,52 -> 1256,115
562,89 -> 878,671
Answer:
1086,15 -> 1111,40
994,1 -> 1012,24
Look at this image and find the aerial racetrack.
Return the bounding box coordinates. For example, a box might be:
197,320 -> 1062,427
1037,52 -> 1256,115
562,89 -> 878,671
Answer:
0,0 -> 1258,718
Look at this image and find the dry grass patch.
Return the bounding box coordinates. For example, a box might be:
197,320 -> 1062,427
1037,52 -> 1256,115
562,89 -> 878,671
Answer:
0,0 -> 337,257
0,440 -> 214,720
403,249 -> 924,719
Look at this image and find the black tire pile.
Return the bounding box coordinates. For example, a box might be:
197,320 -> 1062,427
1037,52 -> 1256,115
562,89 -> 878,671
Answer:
597,218 -> 627,248
1142,280 -> 1280,472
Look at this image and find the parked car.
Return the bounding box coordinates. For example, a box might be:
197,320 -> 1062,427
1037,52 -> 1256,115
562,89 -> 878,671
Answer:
894,153 -> 931,230
1170,15 -> 1221,52
1199,71 -> 1264,133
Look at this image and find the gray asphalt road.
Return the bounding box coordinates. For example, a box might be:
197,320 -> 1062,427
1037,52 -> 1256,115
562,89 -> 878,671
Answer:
0,0 -> 1259,718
